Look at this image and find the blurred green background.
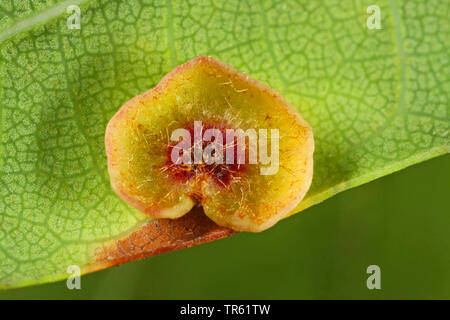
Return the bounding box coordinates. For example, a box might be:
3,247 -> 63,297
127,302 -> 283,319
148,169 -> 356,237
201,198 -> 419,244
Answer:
0,154 -> 448,299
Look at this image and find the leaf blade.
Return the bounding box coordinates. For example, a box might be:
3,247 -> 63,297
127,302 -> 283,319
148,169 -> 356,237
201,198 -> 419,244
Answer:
0,0 -> 448,288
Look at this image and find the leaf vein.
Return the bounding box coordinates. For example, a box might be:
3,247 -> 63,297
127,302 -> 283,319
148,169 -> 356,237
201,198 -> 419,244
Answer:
258,0 -> 287,87
166,0 -> 177,68
0,0 -> 88,44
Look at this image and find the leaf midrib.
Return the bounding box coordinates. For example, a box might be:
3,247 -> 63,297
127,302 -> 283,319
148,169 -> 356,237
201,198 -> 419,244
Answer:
349,0 -> 406,151
0,0 -> 88,44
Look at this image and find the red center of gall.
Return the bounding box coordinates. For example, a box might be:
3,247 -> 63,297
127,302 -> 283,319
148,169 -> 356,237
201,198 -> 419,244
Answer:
164,121 -> 247,188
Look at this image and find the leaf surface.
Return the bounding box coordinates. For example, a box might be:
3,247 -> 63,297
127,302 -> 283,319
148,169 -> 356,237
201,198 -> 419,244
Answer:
0,0 -> 448,288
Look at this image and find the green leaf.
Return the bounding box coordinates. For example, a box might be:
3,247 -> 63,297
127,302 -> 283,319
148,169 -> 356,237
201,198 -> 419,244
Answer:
0,0 -> 448,289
